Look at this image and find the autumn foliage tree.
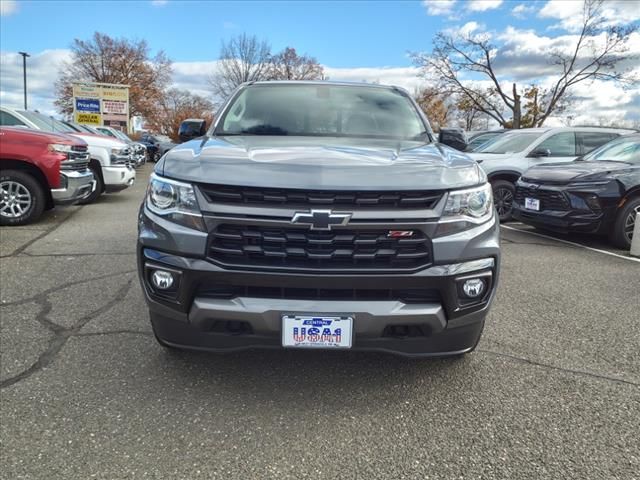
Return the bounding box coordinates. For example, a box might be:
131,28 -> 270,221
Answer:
145,89 -> 214,142
414,87 -> 452,131
54,32 -> 172,119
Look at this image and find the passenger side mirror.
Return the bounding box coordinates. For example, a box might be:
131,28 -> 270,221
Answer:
438,128 -> 468,152
529,148 -> 551,158
178,119 -> 207,143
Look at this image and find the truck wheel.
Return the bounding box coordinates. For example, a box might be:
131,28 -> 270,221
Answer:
78,165 -> 103,205
0,170 -> 46,226
610,197 -> 640,250
492,180 -> 515,222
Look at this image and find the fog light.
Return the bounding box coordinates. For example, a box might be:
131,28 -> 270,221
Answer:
462,278 -> 485,298
151,270 -> 174,290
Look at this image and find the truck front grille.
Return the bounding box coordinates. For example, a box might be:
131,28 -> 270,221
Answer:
200,184 -> 442,210
515,186 -> 569,211
60,151 -> 90,171
208,225 -> 432,271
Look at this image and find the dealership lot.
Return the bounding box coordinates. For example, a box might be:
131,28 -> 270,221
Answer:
1,165 -> 638,479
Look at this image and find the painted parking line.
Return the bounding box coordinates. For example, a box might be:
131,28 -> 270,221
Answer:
501,224 -> 640,264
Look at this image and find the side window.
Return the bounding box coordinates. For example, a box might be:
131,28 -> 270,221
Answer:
0,111 -> 26,126
536,132 -> 576,156
577,132 -> 618,154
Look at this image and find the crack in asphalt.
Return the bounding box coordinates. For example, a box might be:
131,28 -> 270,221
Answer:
0,208 -> 81,259
72,329 -> 152,338
19,252 -> 137,258
478,348 -> 640,388
0,277 -> 134,389
1,269 -> 137,308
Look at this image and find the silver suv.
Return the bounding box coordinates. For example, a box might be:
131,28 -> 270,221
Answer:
137,81 -> 500,357
468,127 -> 635,220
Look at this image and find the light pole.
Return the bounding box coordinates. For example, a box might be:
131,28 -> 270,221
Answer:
18,52 -> 30,110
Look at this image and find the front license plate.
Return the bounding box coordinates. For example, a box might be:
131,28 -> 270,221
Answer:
282,315 -> 353,349
525,197 -> 541,211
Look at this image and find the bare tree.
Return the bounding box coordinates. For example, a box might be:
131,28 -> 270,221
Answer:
54,32 -> 172,119
145,89 -> 214,141
210,34 -> 271,100
411,0 -> 637,128
268,47 -> 324,80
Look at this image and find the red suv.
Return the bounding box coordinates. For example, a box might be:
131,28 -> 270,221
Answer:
0,127 -> 95,225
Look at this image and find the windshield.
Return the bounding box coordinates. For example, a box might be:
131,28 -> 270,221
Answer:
216,84 -> 426,139
582,135 -> 640,162
476,132 -> 543,154
18,110 -> 75,134
113,129 -> 132,142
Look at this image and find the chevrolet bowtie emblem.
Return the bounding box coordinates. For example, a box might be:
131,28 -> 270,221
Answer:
291,210 -> 352,231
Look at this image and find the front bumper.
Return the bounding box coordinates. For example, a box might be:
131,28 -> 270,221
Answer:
137,208 -> 500,357
103,165 -> 136,192
50,169 -> 96,205
513,180 -> 620,234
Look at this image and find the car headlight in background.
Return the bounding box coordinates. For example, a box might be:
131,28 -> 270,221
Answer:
111,146 -> 131,165
48,143 -> 73,154
435,183 -> 494,236
146,173 -> 204,231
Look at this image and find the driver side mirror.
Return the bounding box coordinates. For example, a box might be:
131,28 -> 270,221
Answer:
178,119 -> 207,143
529,148 -> 551,158
438,128 -> 468,152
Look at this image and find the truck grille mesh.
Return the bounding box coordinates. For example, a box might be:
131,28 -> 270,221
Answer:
208,225 -> 432,271
515,187 -> 569,211
199,184 -> 442,209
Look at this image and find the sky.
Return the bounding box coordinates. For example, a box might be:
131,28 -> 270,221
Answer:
1,0 -> 639,126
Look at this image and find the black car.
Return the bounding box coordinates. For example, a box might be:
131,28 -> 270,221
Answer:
513,133 -> 640,248
139,133 -> 176,162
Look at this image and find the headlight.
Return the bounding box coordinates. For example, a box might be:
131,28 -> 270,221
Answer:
435,183 -> 493,236
146,173 -> 204,231
111,146 -> 132,165
48,143 -> 73,154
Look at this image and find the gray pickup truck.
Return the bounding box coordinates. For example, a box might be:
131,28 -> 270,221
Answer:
137,81 -> 500,357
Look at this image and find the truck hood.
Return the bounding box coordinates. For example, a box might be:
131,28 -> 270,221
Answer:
160,136 -> 483,190
522,161 -> 634,183
70,132 -> 127,148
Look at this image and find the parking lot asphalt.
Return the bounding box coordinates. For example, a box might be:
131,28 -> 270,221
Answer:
1,165 -> 639,480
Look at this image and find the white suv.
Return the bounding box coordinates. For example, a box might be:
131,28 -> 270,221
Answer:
467,127 -> 635,220
0,107 -> 136,203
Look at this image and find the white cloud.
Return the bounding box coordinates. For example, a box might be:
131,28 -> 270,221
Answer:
511,3 -> 536,19
1,47 -> 637,127
422,0 -> 456,16
539,0 -> 640,32
467,0 -> 503,12
223,21 -> 238,30
150,0 -> 168,6
0,50 -> 72,116
0,0 -> 18,16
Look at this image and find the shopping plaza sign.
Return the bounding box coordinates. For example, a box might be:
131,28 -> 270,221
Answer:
72,83 -> 130,131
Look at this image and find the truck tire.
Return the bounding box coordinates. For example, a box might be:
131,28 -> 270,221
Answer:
78,165 -> 104,205
610,197 -> 640,250
491,179 -> 515,222
0,170 -> 46,226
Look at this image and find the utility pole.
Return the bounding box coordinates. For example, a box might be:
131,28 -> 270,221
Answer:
18,52 -> 30,110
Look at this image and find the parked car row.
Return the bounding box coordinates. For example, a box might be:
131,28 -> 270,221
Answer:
445,126 -> 639,248
0,105 -> 164,225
